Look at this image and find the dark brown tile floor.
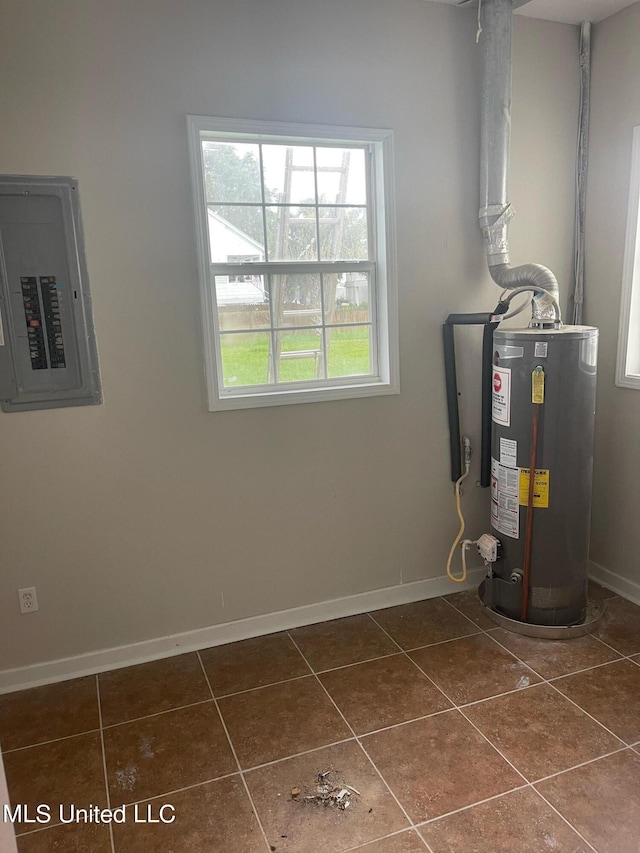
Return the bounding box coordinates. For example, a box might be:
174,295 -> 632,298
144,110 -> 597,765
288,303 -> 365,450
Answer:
1,582 -> 639,853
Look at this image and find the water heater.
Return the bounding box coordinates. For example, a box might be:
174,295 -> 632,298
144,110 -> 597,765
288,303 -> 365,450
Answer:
480,325 -> 598,625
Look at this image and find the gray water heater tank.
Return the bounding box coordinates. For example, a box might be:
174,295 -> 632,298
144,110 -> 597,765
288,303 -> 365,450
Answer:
481,325 -> 598,626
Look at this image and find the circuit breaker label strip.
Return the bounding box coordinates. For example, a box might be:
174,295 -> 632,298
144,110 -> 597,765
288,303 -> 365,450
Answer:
40,276 -> 66,368
20,276 -> 48,370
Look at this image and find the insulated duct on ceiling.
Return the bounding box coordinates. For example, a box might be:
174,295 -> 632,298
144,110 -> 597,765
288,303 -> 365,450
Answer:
478,0 -> 561,325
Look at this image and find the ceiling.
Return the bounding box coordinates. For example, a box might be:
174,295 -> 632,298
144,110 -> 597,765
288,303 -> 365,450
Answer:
430,0 -> 638,24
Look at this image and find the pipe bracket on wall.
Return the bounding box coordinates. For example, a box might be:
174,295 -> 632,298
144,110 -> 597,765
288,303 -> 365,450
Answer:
442,300 -> 508,485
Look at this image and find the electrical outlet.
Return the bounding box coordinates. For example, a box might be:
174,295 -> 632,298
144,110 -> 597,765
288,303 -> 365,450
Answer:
18,587 -> 38,614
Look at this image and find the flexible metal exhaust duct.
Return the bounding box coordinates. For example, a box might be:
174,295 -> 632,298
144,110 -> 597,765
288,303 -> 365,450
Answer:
478,0 -> 560,325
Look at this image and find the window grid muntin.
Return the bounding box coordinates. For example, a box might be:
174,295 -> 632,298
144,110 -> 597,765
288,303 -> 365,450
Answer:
212,266 -> 376,392
202,138 -> 371,264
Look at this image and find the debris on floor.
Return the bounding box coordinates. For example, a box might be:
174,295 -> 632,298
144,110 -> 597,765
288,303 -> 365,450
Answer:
290,769 -> 360,811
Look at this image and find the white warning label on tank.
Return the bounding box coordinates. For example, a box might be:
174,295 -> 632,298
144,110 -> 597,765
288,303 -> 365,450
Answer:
495,344 -> 524,360
490,457 -> 520,539
491,498 -> 519,539
499,437 -> 517,468
534,341 -> 548,358
497,463 -> 518,496
492,366 -> 511,426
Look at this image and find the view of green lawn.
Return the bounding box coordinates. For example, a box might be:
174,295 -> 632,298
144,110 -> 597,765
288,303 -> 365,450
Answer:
220,326 -> 371,386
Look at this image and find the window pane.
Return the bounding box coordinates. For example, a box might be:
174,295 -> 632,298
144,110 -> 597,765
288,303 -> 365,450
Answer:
271,274 -> 322,328
208,206 -> 265,263
316,147 -> 367,205
220,332 -> 270,387
327,325 -> 372,378
330,272 -> 370,323
214,275 -> 269,330
262,144 -> 315,204
266,206 -> 318,261
277,329 -> 324,382
319,207 -> 368,261
202,142 -> 262,203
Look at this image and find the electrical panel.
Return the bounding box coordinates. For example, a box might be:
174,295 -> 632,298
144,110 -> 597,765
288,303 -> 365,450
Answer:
0,175 -> 101,411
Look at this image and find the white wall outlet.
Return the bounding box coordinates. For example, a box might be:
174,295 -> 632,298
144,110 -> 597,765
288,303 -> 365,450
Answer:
18,587 -> 38,614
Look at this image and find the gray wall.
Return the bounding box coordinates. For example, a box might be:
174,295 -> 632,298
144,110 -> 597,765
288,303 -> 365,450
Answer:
0,0 -> 579,670
587,1 -> 640,586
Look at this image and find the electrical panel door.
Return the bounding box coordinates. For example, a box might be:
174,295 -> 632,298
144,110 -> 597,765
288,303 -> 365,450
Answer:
0,176 -> 101,411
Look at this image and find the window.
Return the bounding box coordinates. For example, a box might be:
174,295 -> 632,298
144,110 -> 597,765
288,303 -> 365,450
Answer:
617,125 -> 640,390
187,116 -> 399,410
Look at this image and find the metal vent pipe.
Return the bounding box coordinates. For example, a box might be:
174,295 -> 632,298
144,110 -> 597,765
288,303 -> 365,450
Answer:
479,0 -> 561,325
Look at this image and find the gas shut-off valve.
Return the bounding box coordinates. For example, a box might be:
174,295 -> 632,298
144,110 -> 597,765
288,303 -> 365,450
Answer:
476,533 -> 502,565
455,532 -> 502,583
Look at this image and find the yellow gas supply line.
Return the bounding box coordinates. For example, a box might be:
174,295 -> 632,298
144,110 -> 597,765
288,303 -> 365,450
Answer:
446,437 -> 473,583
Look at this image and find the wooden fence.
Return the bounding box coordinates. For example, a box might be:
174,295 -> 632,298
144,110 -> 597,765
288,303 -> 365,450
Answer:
219,305 -> 369,329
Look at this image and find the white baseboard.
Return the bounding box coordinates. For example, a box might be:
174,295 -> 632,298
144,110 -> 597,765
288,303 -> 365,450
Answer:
0,568 -> 486,695
589,560 -> 640,606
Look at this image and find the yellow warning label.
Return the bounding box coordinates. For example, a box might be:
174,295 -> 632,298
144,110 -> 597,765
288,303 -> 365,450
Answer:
519,468 -> 550,508
531,368 -> 545,404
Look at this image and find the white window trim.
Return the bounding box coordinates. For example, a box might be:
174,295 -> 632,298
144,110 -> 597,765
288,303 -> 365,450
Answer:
616,125 -> 640,390
187,115 -> 399,411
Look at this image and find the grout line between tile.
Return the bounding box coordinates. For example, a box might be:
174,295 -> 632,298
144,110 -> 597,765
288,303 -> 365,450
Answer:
419,831 -> 436,853
413,772 -> 600,853
416,782 -> 598,853
2,727 -> 102,755
101,697 -> 214,731
546,681 -> 629,745
465,624 -> 636,851
455,679 -> 541,710
328,705 -> 455,740
484,627 -> 629,682
340,826 -> 427,853
238,736 -> 358,775
195,650 -> 273,853
453,707 -> 528,785
531,788 -> 599,853
367,610 -> 531,788
438,593 -> 493,633
14,769 -> 246,838
286,630 -> 418,836
481,630 -> 630,753
366,612 -> 482,657
546,657 -> 627,682
365,608 -> 613,850
96,675 -> 116,853
110,770 -> 242,811
416,782 -> 530,826
214,672 -> 314,701
586,628 -> 623,651
313,651 -> 401,677
483,629 -> 630,745
530,744 -> 630,787
362,608 -> 534,784
318,621 -> 560,848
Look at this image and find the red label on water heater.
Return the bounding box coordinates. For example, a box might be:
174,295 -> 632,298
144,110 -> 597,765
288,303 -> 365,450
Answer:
492,366 -> 511,426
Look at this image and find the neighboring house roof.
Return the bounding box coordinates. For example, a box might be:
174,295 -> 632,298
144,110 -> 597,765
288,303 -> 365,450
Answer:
216,278 -> 267,306
208,209 -> 267,306
207,208 -> 264,263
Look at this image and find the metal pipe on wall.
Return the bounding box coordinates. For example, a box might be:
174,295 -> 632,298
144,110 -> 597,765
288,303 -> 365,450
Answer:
478,0 -> 561,326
